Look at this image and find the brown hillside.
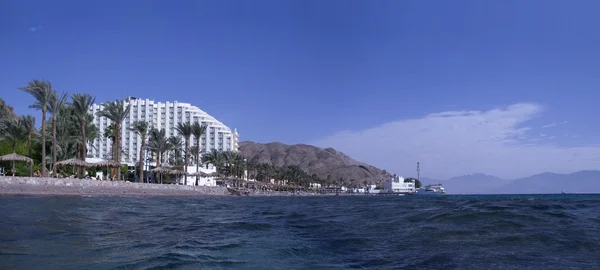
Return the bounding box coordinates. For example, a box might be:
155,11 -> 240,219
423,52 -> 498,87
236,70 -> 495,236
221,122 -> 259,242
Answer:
239,141 -> 391,185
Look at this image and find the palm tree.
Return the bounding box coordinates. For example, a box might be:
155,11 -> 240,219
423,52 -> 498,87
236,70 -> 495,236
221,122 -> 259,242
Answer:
191,122 -> 207,185
202,149 -> 224,174
129,121 -> 149,183
19,79 -> 52,176
0,118 -> 26,176
19,115 -> 36,161
148,128 -> 169,183
222,151 -> 243,177
103,122 -> 116,159
0,118 -> 24,153
148,128 -> 168,167
96,99 -> 130,180
175,122 -> 193,185
48,91 -> 69,175
71,94 -> 95,161
167,135 -> 183,166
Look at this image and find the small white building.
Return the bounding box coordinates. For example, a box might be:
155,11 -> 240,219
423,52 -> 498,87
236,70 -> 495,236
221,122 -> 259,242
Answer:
383,175 -> 415,193
353,188 -> 366,193
180,164 -> 218,186
309,183 -> 322,189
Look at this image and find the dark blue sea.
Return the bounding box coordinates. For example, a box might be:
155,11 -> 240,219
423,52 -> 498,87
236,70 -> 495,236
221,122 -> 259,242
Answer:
1,195 -> 599,270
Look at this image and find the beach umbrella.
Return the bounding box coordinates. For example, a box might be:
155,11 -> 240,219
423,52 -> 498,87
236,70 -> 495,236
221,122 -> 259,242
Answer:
55,158 -> 92,167
169,169 -> 188,185
89,159 -> 122,180
208,172 -> 223,177
90,159 -> 122,168
151,166 -> 172,173
0,152 -> 33,177
151,167 -> 186,184
55,158 -> 93,177
150,167 -> 171,184
169,169 -> 188,175
189,171 -> 209,177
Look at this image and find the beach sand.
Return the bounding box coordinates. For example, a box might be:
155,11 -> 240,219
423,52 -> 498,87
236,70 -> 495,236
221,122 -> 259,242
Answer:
0,176 -> 229,197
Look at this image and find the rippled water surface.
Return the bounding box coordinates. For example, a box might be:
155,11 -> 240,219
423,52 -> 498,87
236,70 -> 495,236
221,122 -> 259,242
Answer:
1,195 -> 600,269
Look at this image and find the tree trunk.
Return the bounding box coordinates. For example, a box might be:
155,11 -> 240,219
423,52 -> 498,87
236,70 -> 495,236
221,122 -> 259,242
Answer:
11,143 -> 16,176
195,138 -> 200,186
115,123 -> 121,180
139,139 -> 144,183
80,116 -> 86,178
154,151 -> 161,184
184,139 -> 189,185
41,108 -> 47,177
28,134 -> 32,176
52,116 -> 57,176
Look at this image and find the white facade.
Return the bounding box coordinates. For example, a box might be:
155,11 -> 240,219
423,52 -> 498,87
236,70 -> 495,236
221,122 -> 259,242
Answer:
383,175 -> 416,193
88,97 -> 239,166
175,165 -> 218,186
309,183 -> 322,189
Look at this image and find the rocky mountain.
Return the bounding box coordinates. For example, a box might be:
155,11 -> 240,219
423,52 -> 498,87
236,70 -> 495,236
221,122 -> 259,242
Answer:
422,171 -> 600,194
238,141 -> 391,185
443,173 -> 507,194
491,170 -> 600,194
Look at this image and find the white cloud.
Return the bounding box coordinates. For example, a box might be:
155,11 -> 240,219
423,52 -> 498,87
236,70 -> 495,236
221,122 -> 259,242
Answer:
28,27 -> 37,32
542,121 -> 568,128
310,103 -> 600,179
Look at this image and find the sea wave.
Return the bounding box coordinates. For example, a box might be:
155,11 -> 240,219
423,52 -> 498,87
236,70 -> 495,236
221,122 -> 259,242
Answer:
0,195 -> 599,269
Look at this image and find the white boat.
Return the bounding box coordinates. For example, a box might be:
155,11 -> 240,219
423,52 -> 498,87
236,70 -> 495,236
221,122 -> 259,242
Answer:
415,184 -> 445,195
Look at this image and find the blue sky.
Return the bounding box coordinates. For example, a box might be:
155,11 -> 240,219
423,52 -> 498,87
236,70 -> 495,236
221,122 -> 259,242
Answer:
2,0 -> 600,178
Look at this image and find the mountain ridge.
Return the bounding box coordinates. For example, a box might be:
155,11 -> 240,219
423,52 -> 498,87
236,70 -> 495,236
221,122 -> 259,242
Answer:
238,141 -> 391,185
421,171 -> 600,194
239,141 -> 600,193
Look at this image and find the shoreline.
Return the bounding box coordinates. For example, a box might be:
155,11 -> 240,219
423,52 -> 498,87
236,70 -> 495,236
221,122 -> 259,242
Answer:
0,176 -> 229,197
0,176 -> 331,197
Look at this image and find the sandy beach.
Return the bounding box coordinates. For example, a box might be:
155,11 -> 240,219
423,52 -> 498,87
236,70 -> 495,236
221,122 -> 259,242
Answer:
0,176 -> 325,197
0,176 -> 230,197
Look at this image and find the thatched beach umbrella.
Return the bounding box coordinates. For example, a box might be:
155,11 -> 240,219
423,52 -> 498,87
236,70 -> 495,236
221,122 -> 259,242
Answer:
0,153 -> 33,177
208,172 -> 223,177
169,169 -> 188,185
91,159 -> 122,168
89,159 -> 122,180
55,158 -> 93,177
189,171 -> 212,186
151,167 -> 179,184
151,166 -> 173,173
189,171 -> 209,177
169,169 -> 187,175
55,158 -> 92,167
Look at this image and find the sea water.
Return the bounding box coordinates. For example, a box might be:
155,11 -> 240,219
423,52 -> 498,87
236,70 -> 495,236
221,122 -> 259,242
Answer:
0,195 -> 599,269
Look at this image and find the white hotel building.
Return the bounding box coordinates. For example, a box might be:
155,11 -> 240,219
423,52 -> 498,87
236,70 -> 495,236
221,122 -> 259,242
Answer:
88,97 -> 239,166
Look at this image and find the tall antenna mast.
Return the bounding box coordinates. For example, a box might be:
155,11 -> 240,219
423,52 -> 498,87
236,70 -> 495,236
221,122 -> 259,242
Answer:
417,161 -> 420,182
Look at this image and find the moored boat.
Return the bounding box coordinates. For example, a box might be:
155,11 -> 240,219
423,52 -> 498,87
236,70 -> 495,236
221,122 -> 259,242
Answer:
415,184 -> 445,195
